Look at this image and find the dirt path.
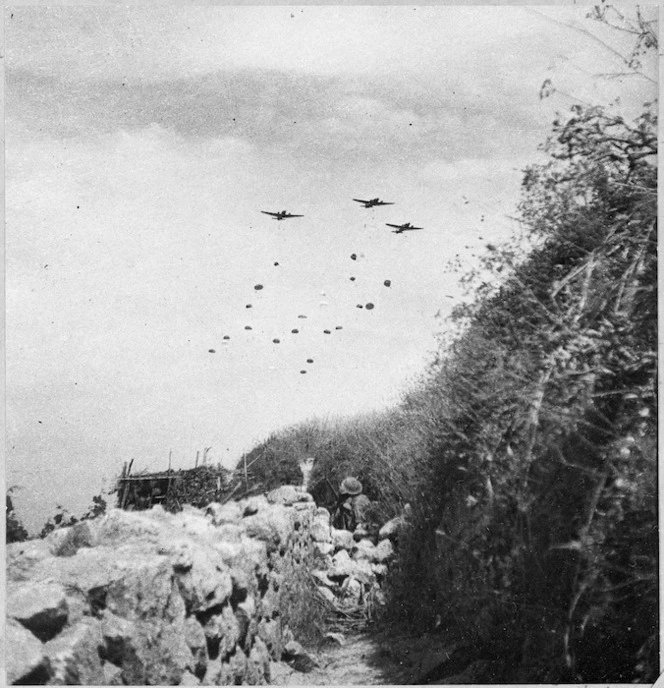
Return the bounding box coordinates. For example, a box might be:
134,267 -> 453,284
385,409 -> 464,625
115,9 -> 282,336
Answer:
270,629 -> 457,685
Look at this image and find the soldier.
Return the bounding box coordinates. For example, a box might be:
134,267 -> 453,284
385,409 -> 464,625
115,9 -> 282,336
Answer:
333,477 -> 371,532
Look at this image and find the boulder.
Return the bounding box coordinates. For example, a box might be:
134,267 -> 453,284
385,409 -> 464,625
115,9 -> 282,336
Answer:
101,611 -> 191,686
103,662 -> 124,685
341,576 -> 363,602
310,517 -> 332,543
242,507 -> 292,550
311,570 -> 334,587
7,539 -> 53,580
171,547 -> 233,613
6,580 -> 69,641
314,541 -> 334,557
95,508 -> 162,546
378,515 -> 406,541
242,496 -> 268,516
352,538 -> 377,562
184,617 -> 208,678
105,548 -> 187,622
51,521 -> 95,557
331,528 -> 354,551
316,585 -> 337,604
353,525 -> 370,542
328,549 -> 357,580
266,485 -> 312,506
180,669 -> 201,685
374,538 -> 395,563
352,559 -> 375,584
5,618 -> 51,685
43,617 -> 105,685
205,501 -> 243,525
371,562 -> 388,577
257,617 -> 283,659
248,636 -> 271,683
199,602 -> 241,660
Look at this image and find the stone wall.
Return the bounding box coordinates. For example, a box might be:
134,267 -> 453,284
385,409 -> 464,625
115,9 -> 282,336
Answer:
6,485 -> 402,685
6,486 -> 321,685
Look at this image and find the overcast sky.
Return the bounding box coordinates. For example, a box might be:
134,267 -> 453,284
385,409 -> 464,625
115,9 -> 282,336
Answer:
6,5 -> 656,533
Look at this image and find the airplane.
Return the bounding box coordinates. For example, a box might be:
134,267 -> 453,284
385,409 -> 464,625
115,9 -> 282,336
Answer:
386,222 -> 424,234
261,210 -> 304,221
352,197 -> 394,208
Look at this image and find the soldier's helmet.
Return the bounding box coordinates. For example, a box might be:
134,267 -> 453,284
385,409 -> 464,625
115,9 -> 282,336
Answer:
340,477 -> 363,496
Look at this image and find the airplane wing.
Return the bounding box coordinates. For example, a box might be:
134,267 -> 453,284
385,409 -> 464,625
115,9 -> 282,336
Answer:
284,214 -> 304,218
404,227 -> 424,231
376,202 -> 394,206
261,211 -> 279,217
385,223 -> 403,229
353,198 -> 370,204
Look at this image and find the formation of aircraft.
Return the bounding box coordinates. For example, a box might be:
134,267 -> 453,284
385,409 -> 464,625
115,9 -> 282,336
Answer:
352,197 -> 394,208
262,198 -> 424,236
261,210 -> 304,221
386,222 -> 424,234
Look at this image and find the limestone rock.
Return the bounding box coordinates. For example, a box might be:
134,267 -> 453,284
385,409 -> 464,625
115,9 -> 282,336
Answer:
374,538 -> 395,563
51,522 -> 95,557
7,539 -> 53,580
105,549 -> 186,622
266,485 -> 312,506
328,549 -> 357,580
172,547 -> 233,613
323,631 -> 346,646
242,507 -> 292,550
352,559 -> 375,584
6,580 -> 69,641
5,617 -> 51,685
314,541 -> 334,556
184,616 -> 208,678
242,495 -> 268,516
248,636 -> 271,683
353,525 -> 370,542
371,562 -> 388,577
103,662 -> 124,685
43,617 -> 105,685
180,669 -> 201,685
258,617 -> 283,659
95,508 -> 162,546
341,576 -> 363,602
206,501 -> 242,525
311,569 -> 334,587
316,585 -> 337,604
199,602 -> 240,660
310,517 -> 332,543
352,538 -> 377,562
331,528 -> 354,551
379,515 -> 406,540
102,611 -> 191,686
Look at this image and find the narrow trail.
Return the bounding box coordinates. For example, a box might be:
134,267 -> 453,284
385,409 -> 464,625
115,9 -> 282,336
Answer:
271,629 -> 456,685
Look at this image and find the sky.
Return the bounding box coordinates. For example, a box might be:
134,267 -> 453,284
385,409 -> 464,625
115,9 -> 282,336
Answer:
5,5 -> 656,534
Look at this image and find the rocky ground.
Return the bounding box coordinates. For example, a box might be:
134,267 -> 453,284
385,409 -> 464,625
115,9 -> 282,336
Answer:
271,627 -> 459,685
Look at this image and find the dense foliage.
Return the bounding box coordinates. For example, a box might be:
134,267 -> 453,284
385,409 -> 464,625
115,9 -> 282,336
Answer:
389,100 -> 657,681
6,493 -> 29,543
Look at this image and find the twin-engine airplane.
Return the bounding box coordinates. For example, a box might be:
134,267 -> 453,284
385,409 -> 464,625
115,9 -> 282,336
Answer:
386,222 -> 424,234
261,210 -> 304,221
352,197 -> 394,208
